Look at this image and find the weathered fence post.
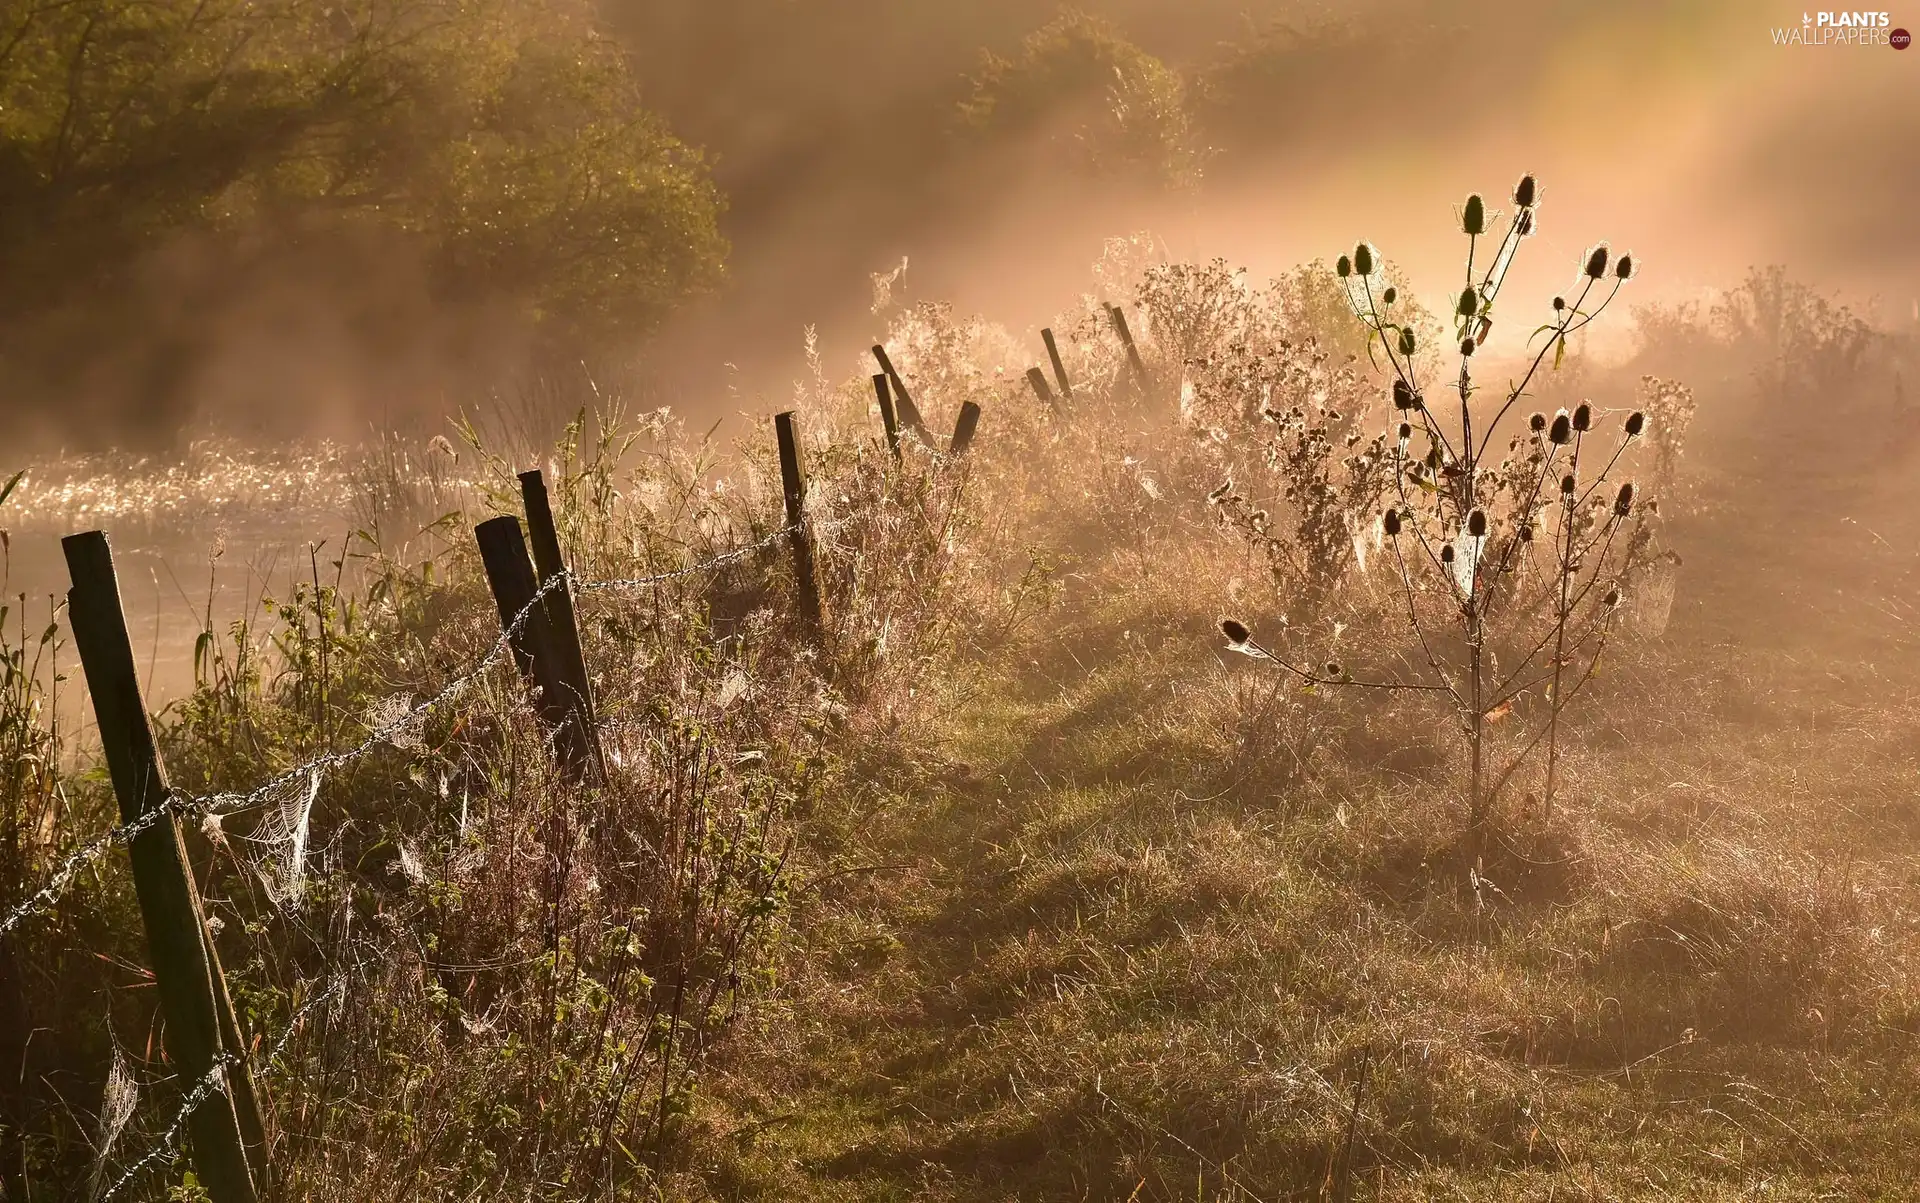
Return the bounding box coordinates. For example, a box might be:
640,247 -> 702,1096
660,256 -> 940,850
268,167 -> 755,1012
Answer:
870,344 -> 928,436
474,517 -> 595,783
1107,304 -> 1150,396
773,412 -> 824,636
1024,367 -> 1057,411
63,532 -> 265,1203
1041,327 -> 1074,401
873,373 -> 902,461
950,401 -> 982,456
517,471 -> 605,786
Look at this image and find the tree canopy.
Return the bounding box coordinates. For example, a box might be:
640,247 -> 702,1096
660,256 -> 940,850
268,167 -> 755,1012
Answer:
958,10 -> 1204,190
0,0 -> 725,393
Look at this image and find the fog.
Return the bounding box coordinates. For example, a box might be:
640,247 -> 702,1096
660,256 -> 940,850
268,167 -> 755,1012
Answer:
638,0 -> 1920,406
3,0 -> 1914,440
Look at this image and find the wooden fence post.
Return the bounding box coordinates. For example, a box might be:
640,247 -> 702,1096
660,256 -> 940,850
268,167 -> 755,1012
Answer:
873,373 -> 902,461
950,402 -> 982,456
870,344 -> 928,437
1107,304 -> 1150,396
1024,367 -> 1057,411
474,517 -> 595,783
773,412 -> 824,636
1041,327 -> 1074,401
517,471 -> 605,786
63,532 -> 265,1203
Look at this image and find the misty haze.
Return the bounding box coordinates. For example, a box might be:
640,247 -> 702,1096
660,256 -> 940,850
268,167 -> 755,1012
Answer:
2,2 -> 1917,1199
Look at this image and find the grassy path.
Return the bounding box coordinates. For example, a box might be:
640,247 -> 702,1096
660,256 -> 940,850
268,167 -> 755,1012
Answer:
698,440 -> 1920,1202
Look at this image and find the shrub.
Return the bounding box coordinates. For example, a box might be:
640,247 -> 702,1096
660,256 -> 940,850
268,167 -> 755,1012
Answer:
959,10 -> 1206,189
1712,266 -> 1874,405
1222,178 -> 1669,834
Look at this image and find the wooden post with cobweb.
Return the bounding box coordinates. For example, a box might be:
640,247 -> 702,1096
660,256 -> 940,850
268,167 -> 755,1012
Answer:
1107,304 -> 1150,399
1041,326 -> 1074,401
474,516 -> 598,783
873,373 -> 902,461
950,401 -> 982,455
871,344 -> 928,438
774,411 -> 824,637
64,531 -> 270,1203
517,470 -> 605,785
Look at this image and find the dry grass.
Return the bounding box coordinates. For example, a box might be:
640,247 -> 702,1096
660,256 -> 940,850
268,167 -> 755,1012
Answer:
7,246 -> 1920,1201
686,271 -> 1920,1202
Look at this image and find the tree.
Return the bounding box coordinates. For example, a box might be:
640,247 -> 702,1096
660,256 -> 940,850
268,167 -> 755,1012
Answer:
959,10 -> 1206,190
0,0 -> 725,434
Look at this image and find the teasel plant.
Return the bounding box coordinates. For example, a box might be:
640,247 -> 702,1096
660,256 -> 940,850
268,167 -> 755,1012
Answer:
1224,177 -> 1658,834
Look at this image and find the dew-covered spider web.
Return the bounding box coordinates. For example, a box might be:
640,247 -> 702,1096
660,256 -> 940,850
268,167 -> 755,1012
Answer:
87,1037 -> 138,1201
242,767 -> 321,908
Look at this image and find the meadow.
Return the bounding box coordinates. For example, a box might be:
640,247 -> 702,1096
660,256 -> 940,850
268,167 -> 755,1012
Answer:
3,191 -> 1919,1202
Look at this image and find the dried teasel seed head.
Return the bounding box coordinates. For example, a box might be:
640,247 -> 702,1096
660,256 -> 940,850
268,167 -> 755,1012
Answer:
1456,286 -> 1478,317
1604,586 -> 1621,607
1336,255 -> 1352,279
1572,403 -> 1592,432
1552,295 -> 1567,312
1460,338 -> 1476,357
1440,544 -> 1456,563
1392,379 -> 1416,409
1220,619 -> 1251,646
1382,286 -> 1398,304
1514,174 -> 1537,208
1561,472 -> 1576,494
1615,482 -> 1635,515
1354,243 -> 1375,276
1383,508 -> 1402,535
1397,421 -> 1412,440
1584,243 -> 1610,279
1325,661 -> 1343,679
1463,194 -> 1486,236
1615,254 -> 1635,281
1398,328 -> 1416,356
1529,412 -> 1547,432
1549,411 -> 1572,444
1518,524 -> 1534,542
1467,509 -> 1488,537
1625,410 -> 1646,437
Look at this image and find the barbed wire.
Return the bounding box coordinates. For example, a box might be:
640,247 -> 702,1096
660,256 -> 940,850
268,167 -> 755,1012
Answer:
573,515 -> 830,592
0,566 -> 564,940
1,516 -> 830,939
97,980 -> 342,1203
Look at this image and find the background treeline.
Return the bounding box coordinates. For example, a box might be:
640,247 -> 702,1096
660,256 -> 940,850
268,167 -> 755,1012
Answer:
0,0 -> 1622,446
0,0 -> 725,441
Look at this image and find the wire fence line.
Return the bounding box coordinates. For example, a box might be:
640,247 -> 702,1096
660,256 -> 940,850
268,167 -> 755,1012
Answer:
574,516 -> 819,593
1,515 -> 824,940
96,980 -> 343,1203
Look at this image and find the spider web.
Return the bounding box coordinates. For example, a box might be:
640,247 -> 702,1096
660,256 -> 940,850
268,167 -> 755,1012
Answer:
243,767 -> 321,909
87,1036 -> 138,1201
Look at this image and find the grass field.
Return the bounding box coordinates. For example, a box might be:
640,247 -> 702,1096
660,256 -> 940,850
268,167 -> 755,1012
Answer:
4,243 -> 1918,1201
690,376 -> 1920,1201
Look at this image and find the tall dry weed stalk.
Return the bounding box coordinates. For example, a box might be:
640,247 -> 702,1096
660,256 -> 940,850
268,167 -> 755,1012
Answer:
1223,177 -> 1671,834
